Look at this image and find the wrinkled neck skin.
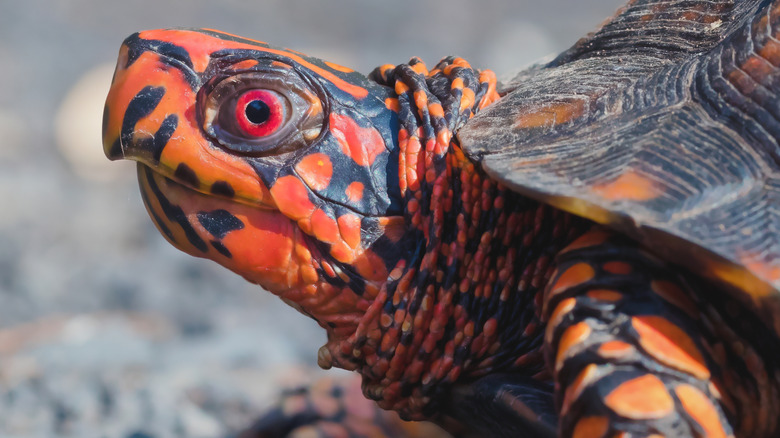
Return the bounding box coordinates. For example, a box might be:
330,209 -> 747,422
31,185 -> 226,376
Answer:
313,58 -> 589,419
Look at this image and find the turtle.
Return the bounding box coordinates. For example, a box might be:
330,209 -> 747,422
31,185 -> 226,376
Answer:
101,0 -> 780,436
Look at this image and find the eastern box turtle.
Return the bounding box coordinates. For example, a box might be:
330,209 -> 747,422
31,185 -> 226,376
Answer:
102,0 -> 780,436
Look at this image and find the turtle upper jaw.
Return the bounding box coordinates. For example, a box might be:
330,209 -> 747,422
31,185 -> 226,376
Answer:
102,34 -> 276,210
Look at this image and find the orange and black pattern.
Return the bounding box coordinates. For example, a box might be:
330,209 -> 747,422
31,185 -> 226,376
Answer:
102,7 -> 780,436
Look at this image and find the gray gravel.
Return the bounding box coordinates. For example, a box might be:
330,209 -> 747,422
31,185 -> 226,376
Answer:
0,0 -> 624,436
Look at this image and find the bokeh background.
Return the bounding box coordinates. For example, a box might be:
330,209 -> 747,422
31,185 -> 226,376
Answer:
0,0 -> 623,436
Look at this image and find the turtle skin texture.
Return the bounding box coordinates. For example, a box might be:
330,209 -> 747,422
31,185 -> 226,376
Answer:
102,0 -> 780,437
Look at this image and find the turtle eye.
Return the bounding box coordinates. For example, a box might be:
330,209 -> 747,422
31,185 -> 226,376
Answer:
234,89 -> 286,137
202,68 -> 324,155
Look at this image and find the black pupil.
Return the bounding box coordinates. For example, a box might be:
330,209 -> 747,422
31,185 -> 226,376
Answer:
245,99 -> 271,124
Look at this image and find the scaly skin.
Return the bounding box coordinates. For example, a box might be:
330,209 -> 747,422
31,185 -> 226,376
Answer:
103,28 -> 779,437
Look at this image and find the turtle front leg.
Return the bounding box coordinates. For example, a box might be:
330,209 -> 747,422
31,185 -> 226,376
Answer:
543,229 -> 734,438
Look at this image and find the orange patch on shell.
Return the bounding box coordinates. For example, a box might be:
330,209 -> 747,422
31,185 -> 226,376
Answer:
675,384 -> 728,438
571,415 -> 609,438
604,374 -> 674,420
550,263 -> 596,295
345,181 -> 364,204
514,100 -> 586,129
631,315 -> 710,380
270,175 -> 316,220
295,153 -> 333,191
555,321 -> 591,371
329,113 -> 386,167
592,171 -> 659,201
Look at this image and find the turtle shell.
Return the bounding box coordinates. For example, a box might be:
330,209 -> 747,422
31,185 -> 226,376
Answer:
458,0 -> 780,334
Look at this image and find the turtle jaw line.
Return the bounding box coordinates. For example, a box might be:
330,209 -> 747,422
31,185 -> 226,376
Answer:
135,162 -> 275,211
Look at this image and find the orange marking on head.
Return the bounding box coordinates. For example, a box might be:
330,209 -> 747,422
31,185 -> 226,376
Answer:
550,263 -> 596,295
514,100 -> 586,129
602,261 -> 633,275
555,321 -> 591,371
597,340 -> 635,359
229,59 -> 259,70
561,230 -> 611,253
604,374 -> 674,420
345,181 -> 364,204
270,61 -> 292,69
324,61 -> 354,73
632,315 -> 710,380
138,29 -> 260,72
586,289 -> 623,301
338,214 -> 362,249
295,153 -> 333,191
571,415 -> 608,438
140,29 -> 367,99
310,209 -> 340,244
592,171 -> 659,201
329,113 -> 386,167
270,175 -> 316,220
562,364 -> 599,416
675,384 -> 728,438
650,280 -> 698,317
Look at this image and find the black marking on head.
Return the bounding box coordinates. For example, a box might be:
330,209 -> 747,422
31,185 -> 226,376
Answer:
210,240 -> 232,258
174,163 -> 200,188
152,114 -> 178,162
142,166 -> 208,252
102,104 -> 110,137
210,181 -> 235,198
108,139 -> 123,160
123,33 -> 199,89
121,86 -> 166,151
139,179 -> 174,241
196,209 -> 245,239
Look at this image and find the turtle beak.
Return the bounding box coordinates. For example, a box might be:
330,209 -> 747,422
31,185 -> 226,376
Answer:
102,32 -> 200,163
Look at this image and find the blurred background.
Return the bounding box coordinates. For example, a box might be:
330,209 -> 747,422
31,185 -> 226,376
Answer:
0,0 -> 623,436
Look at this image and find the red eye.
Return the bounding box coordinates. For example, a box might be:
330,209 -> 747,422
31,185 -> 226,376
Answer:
235,90 -> 285,137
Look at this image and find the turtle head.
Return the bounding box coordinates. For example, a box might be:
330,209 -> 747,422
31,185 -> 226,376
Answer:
103,29 -> 406,333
